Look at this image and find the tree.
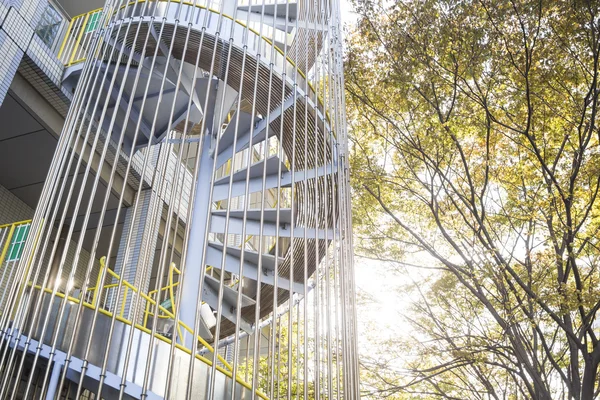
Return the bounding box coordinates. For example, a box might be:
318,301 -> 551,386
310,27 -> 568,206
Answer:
346,0 -> 600,399
236,312 -> 321,399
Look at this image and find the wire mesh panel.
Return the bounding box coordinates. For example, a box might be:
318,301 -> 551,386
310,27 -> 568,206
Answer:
0,0 -> 359,398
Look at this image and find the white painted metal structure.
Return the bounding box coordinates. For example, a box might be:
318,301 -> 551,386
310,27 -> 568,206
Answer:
0,0 -> 358,398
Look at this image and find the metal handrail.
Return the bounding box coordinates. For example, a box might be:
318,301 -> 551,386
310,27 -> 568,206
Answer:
88,257 -> 233,367
57,7 -> 103,65
54,0 -> 333,127
57,0 -> 304,73
28,283 -> 268,399
0,220 -> 266,396
77,257 -> 269,399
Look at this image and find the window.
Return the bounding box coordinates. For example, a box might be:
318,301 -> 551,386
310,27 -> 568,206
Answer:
6,224 -> 30,262
85,11 -> 102,33
35,3 -> 65,49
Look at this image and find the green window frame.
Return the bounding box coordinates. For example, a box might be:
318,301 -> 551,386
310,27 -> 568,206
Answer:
7,224 -> 30,262
85,11 -> 102,33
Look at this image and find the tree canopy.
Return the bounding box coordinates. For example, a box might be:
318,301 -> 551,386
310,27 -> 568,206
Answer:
346,0 -> 600,399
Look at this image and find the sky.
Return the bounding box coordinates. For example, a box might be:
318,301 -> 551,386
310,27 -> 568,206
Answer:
338,0 -> 400,369
340,0 -> 359,29
337,0 -> 407,361
336,0 -> 439,382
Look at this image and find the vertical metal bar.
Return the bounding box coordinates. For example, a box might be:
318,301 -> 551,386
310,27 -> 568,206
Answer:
69,12 -> 91,65
162,3 -> 214,397
0,4 -> 100,370
249,2 -> 276,396
0,224 -> 16,269
1,1 -> 360,399
59,5 -> 151,390
267,1 -> 283,396
22,2 -> 139,396
16,3 -> 139,397
56,16 -> 74,60
93,1 -> 177,397
178,2 -> 237,397
226,2 -> 259,397
138,5 -> 202,395
55,4 -> 151,392
44,361 -> 62,400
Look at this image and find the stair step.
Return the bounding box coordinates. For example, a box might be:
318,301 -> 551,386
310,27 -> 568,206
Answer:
208,241 -> 285,271
211,208 -> 293,224
217,111 -> 258,152
213,156 -> 288,185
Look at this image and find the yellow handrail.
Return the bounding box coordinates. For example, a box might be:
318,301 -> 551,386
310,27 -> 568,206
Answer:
0,224 -> 18,268
59,1 -> 303,74
69,11 -> 91,65
55,0 -> 332,129
56,17 -> 75,59
143,262 -> 181,326
29,283 -> 268,399
3,229 -> 264,396
58,7 -> 103,65
89,257 -> 236,376
0,220 -> 33,230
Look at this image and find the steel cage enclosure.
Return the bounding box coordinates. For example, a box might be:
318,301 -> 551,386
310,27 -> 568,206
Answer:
0,0 -> 359,398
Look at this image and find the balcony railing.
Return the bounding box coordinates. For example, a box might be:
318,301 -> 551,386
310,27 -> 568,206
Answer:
57,7 -> 104,66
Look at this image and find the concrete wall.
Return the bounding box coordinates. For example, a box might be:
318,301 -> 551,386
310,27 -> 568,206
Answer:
0,0 -> 50,105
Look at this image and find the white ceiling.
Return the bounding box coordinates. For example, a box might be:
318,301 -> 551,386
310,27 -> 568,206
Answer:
55,0 -> 105,18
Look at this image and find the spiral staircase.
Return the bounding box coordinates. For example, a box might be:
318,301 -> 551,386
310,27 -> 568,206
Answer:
0,1 -> 357,399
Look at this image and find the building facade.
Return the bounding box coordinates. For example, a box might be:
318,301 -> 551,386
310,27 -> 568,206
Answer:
0,0 -> 358,398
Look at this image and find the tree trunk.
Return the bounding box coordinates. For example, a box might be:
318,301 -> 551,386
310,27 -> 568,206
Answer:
580,357 -> 599,400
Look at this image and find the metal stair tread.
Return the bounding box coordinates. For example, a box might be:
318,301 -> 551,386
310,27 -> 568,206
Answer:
207,241 -> 285,271
210,208 -> 293,224
213,156 -> 288,185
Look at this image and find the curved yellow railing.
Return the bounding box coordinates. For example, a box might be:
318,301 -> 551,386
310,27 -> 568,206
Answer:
90,257 -> 232,367
31,283 -> 267,399
59,1 -> 305,75
81,257 -> 268,399
0,221 -> 263,394
56,0 -> 333,129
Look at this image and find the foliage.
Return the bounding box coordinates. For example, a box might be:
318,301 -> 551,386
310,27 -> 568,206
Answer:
346,0 -> 600,399
237,313 -> 322,399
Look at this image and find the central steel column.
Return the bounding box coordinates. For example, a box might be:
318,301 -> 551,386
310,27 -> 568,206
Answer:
178,136 -> 213,347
